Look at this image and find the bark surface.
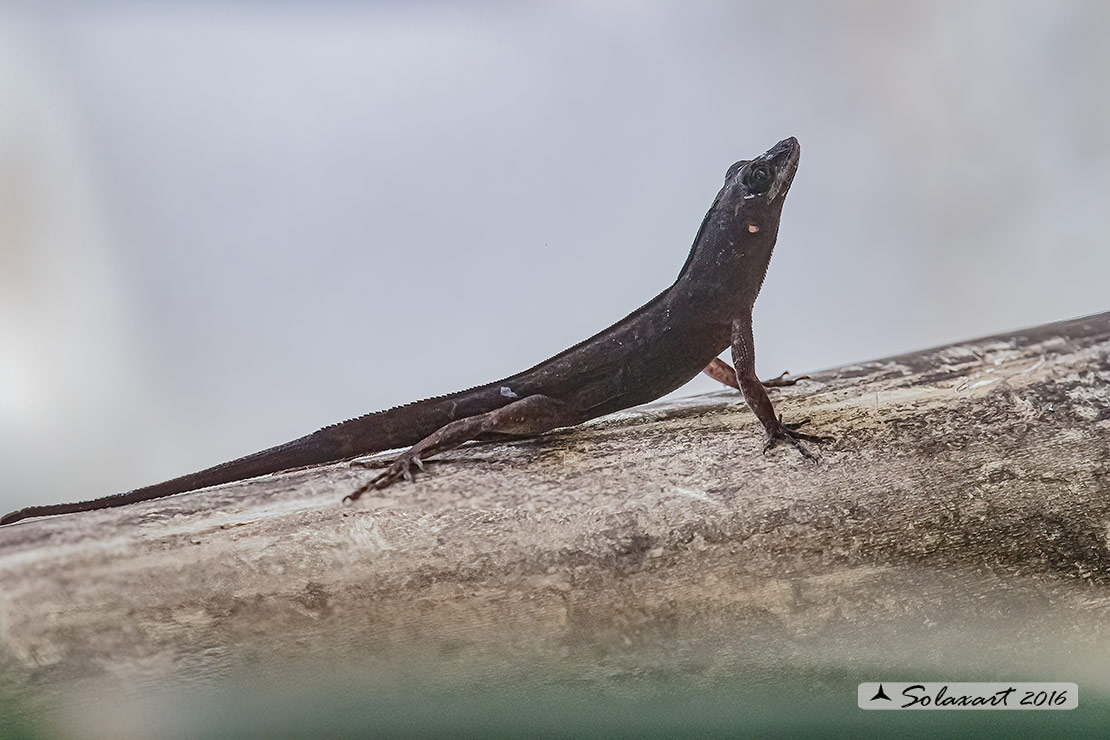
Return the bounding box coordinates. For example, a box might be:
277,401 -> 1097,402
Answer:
2,313 -> 1108,719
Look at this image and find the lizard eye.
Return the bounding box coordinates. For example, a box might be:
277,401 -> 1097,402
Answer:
743,163 -> 772,194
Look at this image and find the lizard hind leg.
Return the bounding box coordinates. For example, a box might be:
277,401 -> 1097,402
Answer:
702,357 -> 810,390
345,394 -> 584,502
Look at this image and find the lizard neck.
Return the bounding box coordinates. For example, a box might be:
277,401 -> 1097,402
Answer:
667,215 -> 782,320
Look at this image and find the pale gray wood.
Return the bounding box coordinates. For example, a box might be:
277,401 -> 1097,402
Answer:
2,313 -> 1108,714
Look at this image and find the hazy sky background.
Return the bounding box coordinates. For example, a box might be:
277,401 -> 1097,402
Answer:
1,1 -> 1107,513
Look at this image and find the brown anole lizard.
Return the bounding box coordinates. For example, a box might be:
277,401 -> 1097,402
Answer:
1,136 -> 824,525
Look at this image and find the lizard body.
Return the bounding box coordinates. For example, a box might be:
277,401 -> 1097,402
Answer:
1,136 -> 821,525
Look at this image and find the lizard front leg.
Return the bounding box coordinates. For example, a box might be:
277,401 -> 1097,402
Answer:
703,357 -> 809,390
345,394 -> 584,502
731,316 -> 827,460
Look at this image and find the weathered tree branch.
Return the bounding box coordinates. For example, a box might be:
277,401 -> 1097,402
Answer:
2,313 -> 1109,714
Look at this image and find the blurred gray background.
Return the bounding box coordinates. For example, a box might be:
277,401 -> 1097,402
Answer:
0,1 -> 1107,513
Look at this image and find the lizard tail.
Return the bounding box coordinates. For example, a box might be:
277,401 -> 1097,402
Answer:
0,435 -> 343,525
1,383 -> 514,526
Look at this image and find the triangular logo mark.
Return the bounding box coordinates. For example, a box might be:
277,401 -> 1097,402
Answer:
870,684 -> 892,701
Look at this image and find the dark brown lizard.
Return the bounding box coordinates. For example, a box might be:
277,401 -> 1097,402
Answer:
0,136 -> 823,525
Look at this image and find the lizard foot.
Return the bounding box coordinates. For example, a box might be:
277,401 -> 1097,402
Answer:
762,370 -> 812,388
344,452 -> 425,503
763,415 -> 831,462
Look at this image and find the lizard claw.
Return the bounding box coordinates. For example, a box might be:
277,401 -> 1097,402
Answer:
346,450 -> 426,503
762,415 -> 831,462
762,370 -> 812,389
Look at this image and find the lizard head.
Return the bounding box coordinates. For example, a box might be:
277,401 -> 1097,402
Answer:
724,136 -> 800,206
672,137 -> 801,301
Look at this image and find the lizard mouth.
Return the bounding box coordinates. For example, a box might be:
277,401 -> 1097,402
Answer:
762,136 -> 800,202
